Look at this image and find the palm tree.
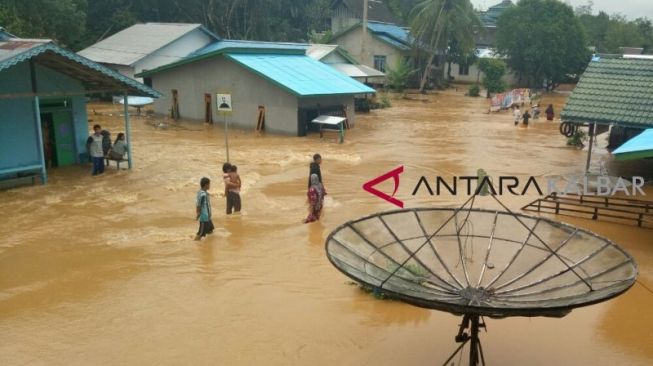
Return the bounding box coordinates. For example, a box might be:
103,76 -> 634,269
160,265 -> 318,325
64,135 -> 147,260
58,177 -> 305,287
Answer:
410,0 -> 482,92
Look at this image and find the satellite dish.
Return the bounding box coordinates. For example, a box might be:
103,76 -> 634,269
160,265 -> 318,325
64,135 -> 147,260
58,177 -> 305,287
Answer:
325,196 -> 637,365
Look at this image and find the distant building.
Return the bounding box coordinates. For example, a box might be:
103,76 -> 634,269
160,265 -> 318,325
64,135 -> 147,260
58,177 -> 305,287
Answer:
137,40 -> 374,136
0,36 -> 159,186
306,44 -> 385,84
476,0 -> 513,47
450,0 -> 516,85
78,23 -> 219,82
331,0 -> 400,34
330,21 -> 412,76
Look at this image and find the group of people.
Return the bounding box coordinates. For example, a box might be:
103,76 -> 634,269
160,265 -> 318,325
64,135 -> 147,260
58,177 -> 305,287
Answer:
193,153 -> 325,241
194,162 -> 243,240
512,104 -> 556,126
86,124 -> 128,175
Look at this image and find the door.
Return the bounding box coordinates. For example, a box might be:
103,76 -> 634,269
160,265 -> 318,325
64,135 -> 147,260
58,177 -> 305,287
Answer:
52,111 -> 76,166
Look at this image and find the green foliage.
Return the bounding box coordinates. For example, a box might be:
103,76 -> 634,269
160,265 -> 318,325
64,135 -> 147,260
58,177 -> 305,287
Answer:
478,58 -> 507,97
567,130 -> 588,147
383,0 -> 422,24
379,93 -> 392,108
577,4 -> 653,54
0,0 -> 87,49
385,58 -> 416,93
467,84 -> 480,97
0,0 -> 334,50
495,0 -> 591,90
410,0 -> 482,91
308,30 -> 332,44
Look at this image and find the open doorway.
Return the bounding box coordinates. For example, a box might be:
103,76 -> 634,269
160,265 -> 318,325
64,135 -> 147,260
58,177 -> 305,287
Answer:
204,93 -> 213,123
40,110 -> 75,168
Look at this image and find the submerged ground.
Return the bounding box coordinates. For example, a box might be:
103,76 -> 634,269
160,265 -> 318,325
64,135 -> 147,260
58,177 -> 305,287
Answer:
1,88 -> 652,365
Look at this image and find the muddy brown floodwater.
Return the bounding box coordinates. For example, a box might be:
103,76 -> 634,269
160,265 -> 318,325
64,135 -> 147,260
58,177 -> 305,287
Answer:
1,88 -> 652,366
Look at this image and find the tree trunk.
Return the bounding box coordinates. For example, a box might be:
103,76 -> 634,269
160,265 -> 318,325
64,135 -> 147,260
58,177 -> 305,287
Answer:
419,52 -> 437,93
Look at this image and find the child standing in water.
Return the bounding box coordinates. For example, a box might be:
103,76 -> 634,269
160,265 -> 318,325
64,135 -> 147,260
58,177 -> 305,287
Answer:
195,177 -> 214,241
227,165 -> 242,214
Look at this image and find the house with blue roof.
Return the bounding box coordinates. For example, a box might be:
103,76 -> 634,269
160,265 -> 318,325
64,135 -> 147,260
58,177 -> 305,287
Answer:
137,40 -> 375,136
0,34 -> 159,187
329,20 -> 412,77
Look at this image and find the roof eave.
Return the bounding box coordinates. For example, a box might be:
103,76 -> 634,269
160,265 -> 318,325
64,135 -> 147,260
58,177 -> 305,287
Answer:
136,47 -> 306,78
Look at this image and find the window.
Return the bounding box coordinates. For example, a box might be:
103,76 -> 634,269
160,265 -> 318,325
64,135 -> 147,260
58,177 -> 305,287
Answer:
374,55 -> 387,72
459,62 -> 470,76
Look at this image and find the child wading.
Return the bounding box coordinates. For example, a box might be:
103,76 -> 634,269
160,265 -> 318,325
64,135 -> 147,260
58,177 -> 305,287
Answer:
86,124 -> 105,175
227,164 -> 242,214
195,177 -> 214,240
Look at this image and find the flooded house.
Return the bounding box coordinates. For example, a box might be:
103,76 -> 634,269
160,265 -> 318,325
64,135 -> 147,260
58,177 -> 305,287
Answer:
449,0 -> 517,85
0,35 -> 159,186
78,23 -> 219,82
137,40 -> 374,136
306,44 -> 385,84
329,20 -> 411,77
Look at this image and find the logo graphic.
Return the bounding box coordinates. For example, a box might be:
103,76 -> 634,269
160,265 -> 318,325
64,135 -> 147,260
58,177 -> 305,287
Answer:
363,166 -> 404,208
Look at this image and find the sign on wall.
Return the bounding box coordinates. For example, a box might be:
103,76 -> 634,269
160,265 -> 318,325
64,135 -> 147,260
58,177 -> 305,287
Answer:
216,93 -> 232,112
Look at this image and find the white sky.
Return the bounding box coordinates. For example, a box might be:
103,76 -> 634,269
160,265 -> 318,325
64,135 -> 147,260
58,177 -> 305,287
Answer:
471,0 -> 653,19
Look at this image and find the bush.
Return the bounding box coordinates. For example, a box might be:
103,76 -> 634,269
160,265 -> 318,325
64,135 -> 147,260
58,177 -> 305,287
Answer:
567,130 -> 588,147
380,93 -> 392,108
468,84 -> 481,97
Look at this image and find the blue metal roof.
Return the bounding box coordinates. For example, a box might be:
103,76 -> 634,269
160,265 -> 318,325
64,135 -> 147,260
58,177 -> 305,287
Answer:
226,53 -> 375,97
367,21 -> 412,50
0,40 -> 160,98
613,129 -> 653,160
190,40 -> 308,57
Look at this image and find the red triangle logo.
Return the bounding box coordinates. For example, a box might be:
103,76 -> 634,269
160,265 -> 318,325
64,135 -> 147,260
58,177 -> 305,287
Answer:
362,166 -> 404,208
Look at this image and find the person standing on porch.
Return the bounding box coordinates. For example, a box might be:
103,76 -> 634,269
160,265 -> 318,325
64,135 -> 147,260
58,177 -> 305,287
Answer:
87,124 -> 105,175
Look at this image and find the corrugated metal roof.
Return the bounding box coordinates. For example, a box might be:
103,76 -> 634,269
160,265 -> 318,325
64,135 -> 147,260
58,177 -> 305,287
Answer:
331,21 -> 414,51
306,44 -> 339,61
330,63 -> 385,78
0,27 -> 16,41
613,129 -> 653,160
226,53 -> 375,97
561,56 -> 653,128
479,0 -> 514,27
138,40 -> 308,77
190,39 -> 307,57
78,23 -> 218,66
0,39 -> 160,98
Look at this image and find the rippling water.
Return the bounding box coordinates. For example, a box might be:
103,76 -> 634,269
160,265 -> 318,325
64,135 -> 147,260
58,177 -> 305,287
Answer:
1,89 -> 652,365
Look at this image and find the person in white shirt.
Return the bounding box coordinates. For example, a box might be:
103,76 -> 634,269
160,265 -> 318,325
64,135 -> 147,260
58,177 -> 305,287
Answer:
513,106 -> 521,126
86,124 -> 105,175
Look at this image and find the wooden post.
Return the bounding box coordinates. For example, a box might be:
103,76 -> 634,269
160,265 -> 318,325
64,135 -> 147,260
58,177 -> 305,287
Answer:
124,93 -> 133,169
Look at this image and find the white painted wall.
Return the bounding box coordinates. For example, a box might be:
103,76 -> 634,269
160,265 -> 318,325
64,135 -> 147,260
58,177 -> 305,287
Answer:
332,26 -> 408,74
136,28 -> 215,78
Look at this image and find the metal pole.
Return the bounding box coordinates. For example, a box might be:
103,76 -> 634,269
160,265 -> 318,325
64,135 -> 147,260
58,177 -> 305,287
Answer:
362,0 -> 369,64
30,60 -> 46,184
124,93 -> 133,169
34,96 -> 47,184
224,112 -> 229,162
585,123 -> 595,173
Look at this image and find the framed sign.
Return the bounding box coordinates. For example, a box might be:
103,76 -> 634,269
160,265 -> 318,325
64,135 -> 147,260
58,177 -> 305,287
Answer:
216,93 -> 232,112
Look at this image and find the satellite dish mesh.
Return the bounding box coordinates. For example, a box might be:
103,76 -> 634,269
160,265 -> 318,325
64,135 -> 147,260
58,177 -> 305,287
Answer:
325,196 -> 637,364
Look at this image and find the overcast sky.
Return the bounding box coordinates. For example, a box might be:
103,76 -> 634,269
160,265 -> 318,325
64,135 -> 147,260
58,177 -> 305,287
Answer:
471,0 -> 653,19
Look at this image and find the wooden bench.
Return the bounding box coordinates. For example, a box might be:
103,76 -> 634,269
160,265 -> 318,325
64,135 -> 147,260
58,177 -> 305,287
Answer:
105,156 -> 128,169
0,165 -> 42,189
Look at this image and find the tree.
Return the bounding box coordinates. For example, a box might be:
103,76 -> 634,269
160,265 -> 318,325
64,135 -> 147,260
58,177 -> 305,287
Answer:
478,58 -> 506,98
385,57 -> 417,94
0,0 -> 87,49
495,0 -> 591,90
410,0 -> 481,92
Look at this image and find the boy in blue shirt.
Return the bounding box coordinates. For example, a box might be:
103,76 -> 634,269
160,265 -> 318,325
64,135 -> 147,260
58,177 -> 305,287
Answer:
195,177 -> 214,240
